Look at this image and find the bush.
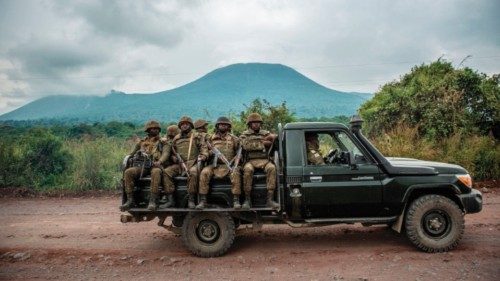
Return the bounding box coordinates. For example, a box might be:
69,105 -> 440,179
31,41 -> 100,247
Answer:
65,138 -> 130,191
370,125 -> 500,180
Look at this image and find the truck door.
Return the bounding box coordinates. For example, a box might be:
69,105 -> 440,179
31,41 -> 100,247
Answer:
301,130 -> 384,218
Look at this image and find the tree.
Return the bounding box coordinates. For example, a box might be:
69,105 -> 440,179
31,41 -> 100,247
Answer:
232,99 -> 296,134
359,60 -> 499,139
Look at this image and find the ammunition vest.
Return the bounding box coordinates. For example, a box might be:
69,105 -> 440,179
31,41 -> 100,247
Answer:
241,129 -> 269,159
138,136 -> 162,161
210,134 -> 237,163
173,132 -> 200,162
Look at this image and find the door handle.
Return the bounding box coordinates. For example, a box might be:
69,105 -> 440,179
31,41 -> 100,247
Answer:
310,176 -> 323,183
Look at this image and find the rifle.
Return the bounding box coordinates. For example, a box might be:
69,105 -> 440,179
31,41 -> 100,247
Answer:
172,145 -> 190,179
206,141 -> 234,172
231,146 -> 243,172
138,150 -> 151,179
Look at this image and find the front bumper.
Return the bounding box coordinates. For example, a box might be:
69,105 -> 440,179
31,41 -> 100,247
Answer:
458,189 -> 482,214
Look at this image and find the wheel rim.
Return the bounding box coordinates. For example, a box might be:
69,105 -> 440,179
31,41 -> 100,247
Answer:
196,219 -> 221,244
422,209 -> 451,238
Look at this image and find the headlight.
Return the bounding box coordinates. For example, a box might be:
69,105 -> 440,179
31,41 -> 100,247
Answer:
456,174 -> 472,188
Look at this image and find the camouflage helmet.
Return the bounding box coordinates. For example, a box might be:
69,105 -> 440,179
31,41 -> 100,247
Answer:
246,112 -> 263,125
144,120 -> 161,132
166,125 -> 180,137
194,119 -> 208,129
216,116 -> 232,127
178,116 -> 194,128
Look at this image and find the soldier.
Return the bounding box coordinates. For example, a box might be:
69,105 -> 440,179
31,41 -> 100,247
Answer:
164,125 -> 180,142
163,116 -> 208,209
194,119 -> 211,143
305,132 -> 325,165
240,113 -> 280,209
157,124 -> 179,209
197,117 -> 242,209
120,120 -> 169,211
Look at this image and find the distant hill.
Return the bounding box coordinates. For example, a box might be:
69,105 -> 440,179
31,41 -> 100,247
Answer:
0,63 -> 372,123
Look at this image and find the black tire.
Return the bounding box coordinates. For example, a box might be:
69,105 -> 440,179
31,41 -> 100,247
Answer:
405,195 -> 464,252
181,212 -> 235,257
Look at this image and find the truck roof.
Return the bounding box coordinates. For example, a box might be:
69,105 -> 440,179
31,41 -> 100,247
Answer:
283,122 -> 349,130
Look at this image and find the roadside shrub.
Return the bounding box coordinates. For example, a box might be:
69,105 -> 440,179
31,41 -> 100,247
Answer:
370,125 -> 500,180
66,138 -> 129,191
20,128 -> 72,189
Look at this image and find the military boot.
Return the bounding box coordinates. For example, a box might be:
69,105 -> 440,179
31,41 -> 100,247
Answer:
196,194 -> 207,210
147,193 -> 158,211
188,194 -> 196,209
242,193 -> 251,209
233,195 -> 241,209
266,191 -> 280,209
119,193 -> 135,211
159,194 -> 175,209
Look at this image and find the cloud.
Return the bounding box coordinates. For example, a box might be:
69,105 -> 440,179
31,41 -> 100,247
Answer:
57,0 -> 190,47
0,0 -> 498,115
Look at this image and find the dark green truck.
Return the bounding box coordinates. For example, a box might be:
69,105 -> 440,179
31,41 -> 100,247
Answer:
120,117 -> 482,257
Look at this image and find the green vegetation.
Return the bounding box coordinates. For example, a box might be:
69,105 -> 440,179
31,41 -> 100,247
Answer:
360,59 -> 499,180
1,59 -> 499,193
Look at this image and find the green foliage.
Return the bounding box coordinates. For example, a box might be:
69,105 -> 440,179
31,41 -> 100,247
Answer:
232,98 -> 296,134
370,125 -> 500,180
66,138 -> 129,191
359,60 -> 499,140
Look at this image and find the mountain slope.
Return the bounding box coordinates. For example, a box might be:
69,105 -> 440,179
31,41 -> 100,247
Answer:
0,63 -> 371,122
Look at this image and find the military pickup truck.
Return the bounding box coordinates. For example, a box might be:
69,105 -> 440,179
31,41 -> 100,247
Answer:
120,116 -> 482,257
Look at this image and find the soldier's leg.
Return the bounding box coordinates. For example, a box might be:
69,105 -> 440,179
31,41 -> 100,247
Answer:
230,167 -> 242,208
242,162 -> 255,209
187,165 -> 199,209
147,167 -> 162,210
120,167 -> 141,211
159,165 -> 180,209
264,162 -> 279,208
196,166 -> 214,209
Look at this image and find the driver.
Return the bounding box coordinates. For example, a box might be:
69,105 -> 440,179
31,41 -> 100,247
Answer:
305,132 -> 325,165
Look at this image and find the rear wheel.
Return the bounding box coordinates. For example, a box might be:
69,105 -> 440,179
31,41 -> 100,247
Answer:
181,212 -> 235,257
405,195 -> 464,252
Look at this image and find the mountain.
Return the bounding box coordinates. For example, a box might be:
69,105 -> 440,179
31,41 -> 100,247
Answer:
0,63 -> 372,122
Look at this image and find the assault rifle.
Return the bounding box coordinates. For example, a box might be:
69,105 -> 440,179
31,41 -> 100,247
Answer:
206,141 -> 234,172
172,145 -> 190,179
232,146 -> 242,171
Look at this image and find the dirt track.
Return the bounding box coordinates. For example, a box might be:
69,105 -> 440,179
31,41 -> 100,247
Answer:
1,190 -> 499,281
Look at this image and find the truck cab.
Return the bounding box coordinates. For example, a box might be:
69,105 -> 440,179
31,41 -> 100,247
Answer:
120,117 -> 483,257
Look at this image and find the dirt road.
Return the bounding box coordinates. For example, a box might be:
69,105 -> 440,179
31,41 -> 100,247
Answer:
1,190 -> 499,281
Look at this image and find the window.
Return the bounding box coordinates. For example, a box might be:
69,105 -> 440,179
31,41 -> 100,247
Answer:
304,130 -> 369,166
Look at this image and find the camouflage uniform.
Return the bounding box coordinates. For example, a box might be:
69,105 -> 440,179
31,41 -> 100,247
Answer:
121,120 -> 167,211
194,119 -> 211,143
163,117 -> 208,208
306,135 -> 325,165
240,113 -> 279,209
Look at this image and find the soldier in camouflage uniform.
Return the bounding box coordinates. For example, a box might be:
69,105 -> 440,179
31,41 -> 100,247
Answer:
194,119 -> 211,143
120,120 -> 169,211
157,124 -> 179,209
305,132 -> 325,165
163,116 -> 208,209
197,117 -> 242,209
240,113 -> 280,209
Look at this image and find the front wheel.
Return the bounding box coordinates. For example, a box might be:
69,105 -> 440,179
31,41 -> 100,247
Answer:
181,212 -> 235,257
405,195 -> 464,252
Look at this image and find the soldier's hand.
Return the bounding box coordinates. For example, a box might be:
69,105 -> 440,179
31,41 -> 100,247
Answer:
153,161 -> 161,168
171,156 -> 178,163
265,134 -> 276,141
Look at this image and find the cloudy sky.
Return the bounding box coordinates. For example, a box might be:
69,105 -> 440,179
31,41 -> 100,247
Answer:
0,0 -> 499,115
